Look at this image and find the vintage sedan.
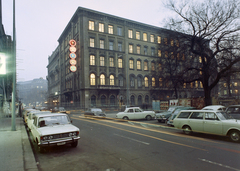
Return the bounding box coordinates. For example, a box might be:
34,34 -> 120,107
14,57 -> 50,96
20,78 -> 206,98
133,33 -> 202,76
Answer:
173,110 -> 240,142
116,107 -> 155,120
155,106 -> 186,123
31,113 -> 80,152
27,110 -> 52,131
226,105 -> 240,119
84,108 -> 106,118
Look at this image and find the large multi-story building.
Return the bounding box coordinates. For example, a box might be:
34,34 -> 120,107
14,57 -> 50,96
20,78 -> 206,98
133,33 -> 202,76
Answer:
47,7 -> 204,110
17,78 -> 48,107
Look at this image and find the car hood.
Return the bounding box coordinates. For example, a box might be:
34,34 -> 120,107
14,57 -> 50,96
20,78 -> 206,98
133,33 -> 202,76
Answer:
38,124 -> 79,136
222,119 -> 240,124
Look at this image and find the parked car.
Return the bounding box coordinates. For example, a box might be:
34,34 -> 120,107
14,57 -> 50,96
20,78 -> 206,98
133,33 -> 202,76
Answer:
51,107 -> 67,113
27,110 -> 52,131
23,108 -> 37,125
84,108 -> 106,118
226,105 -> 240,119
201,105 -> 226,111
166,107 -> 196,126
116,107 -> 155,120
155,106 -> 186,123
31,113 -> 80,152
173,109 -> 240,142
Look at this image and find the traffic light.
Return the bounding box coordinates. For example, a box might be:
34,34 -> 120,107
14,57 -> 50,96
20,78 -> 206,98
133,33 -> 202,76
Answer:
0,53 -> 6,75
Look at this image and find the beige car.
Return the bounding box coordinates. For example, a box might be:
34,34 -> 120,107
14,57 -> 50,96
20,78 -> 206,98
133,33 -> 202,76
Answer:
173,110 -> 240,142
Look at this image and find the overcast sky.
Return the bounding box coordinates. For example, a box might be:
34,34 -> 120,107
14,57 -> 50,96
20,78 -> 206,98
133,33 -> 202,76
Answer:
2,0 -> 172,82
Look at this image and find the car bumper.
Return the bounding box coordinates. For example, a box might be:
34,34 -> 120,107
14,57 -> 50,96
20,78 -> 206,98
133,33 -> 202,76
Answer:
39,136 -> 80,147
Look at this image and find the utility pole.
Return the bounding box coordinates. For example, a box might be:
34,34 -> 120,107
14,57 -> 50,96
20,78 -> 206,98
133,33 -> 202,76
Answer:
11,0 -> 16,131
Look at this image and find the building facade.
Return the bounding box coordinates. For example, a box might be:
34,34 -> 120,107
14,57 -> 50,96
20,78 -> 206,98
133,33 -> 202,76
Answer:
17,78 -> 48,107
47,7 -> 204,110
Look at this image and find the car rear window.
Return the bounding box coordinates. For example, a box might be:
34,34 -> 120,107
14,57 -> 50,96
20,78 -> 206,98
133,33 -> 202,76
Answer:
177,112 -> 192,118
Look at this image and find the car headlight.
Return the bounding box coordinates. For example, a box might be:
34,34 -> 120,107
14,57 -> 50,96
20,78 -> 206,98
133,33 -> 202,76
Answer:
49,135 -> 53,140
43,136 -> 48,140
69,133 -> 73,137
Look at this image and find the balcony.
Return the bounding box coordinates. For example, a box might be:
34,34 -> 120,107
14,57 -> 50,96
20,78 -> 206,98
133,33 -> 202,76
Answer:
97,85 -> 120,90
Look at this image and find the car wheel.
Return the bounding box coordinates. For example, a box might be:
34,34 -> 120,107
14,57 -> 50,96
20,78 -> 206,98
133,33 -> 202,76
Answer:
182,126 -> 192,135
71,141 -> 78,147
146,115 -> 152,121
158,119 -> 162,123
229,130 -> 240,142
123,116 -> 129,120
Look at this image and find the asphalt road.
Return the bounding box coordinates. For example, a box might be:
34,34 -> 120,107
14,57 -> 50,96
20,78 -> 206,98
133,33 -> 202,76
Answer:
30,113 -> 240,171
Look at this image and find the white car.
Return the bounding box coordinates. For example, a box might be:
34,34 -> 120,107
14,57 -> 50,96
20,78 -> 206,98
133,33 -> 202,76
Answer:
27,110 -> 52,131
31,113 -> 80,152
173,110 -> 240,142
116,107 -> 155,120
202,105 -> 226,111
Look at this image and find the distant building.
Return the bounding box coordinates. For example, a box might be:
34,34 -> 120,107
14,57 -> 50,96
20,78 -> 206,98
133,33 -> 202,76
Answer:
47,7 -> 204,110
17,78 -> 48,107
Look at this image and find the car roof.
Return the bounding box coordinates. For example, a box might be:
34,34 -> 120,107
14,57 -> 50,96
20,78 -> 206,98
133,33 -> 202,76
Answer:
35,113 -> 67,118
202,105 -> 226,110
179,109 -> 222,113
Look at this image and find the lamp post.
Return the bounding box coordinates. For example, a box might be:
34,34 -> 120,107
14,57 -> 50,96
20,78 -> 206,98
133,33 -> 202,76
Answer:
11,0 -> 16,131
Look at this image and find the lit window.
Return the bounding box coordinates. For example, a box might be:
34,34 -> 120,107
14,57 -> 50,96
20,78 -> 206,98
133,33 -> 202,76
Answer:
195,81 -> 198,88
90,55 -> 95,65
118,58 -> 122,68
190,82 -> 193,88
199,56 -> 202,63
165,51 -> 168,58
164,38 -> 167,45
89,21 -> 94,30
224,83 -> 227,87
234,82 -> 238,86
144,61 -> 148,70
158,36 -> 161,44
136,31 -> 140,40
100,56 -> 104,66
144,77 -> 149,87
129,44 -> 133,53
100,40 -> 104,49
158,64 -> 162,71
99,23 -> 104,32
90,73 -> 95,85
129,60 -> 134,69
183,83 -> 186,88
100,74 -> 105,85
137,46 -> 141,54
152,78 -> 156,87
171,39 -> 174,46
143,33 -> 147,41
176,40 -> 179,47
137,61 -> 141,70
235,90 -> 238,94
109,57 -> 114,67
151,62 -> 155,71
150,35 -> 154,42
224,90 -> 227,95
90,38 -> 94,47
158,50 -> 161,57
128,30 -> 133,38
108,25 -> 113,34
159,78 -> 163,87
200,82 -> 203,88
110,75 -> 114,85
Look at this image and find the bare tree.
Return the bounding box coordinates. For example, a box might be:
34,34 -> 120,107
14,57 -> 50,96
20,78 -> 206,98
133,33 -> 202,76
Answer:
163,0 -> 240,105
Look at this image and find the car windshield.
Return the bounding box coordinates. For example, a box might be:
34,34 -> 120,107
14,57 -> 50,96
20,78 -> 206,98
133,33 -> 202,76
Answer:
92,109 -> 102,112
216,112 -> 233,120
39,115 -> 70,127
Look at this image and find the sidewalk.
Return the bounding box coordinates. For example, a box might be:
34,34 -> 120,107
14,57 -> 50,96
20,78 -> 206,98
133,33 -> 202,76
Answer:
0,115 -> 38,171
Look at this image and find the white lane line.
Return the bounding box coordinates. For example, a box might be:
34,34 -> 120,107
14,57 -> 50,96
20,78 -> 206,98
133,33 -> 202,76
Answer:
199,158 -> 240,171
114,133 -> 150,145
140,123 -> 149,128
128,122 -> 135,125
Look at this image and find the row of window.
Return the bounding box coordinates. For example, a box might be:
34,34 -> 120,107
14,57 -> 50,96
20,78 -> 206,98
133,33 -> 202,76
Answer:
89,20 -> 179,46
89,73 -> 203,89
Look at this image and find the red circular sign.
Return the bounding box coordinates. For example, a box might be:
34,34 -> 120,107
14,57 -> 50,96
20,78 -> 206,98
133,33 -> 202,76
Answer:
69,39 -> 76,46
70,65 -> 77,72
70,59 -> 77,65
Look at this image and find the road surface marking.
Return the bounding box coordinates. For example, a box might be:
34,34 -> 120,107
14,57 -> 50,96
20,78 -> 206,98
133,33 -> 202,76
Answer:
199,158 -> 240,171
114,133 -> 150,145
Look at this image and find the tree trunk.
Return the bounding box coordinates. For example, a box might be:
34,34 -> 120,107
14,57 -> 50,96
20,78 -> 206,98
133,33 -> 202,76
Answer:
204,87 -> 212,106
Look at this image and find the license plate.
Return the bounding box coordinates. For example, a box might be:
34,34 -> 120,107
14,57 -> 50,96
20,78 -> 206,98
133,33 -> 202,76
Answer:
57,142 -> 66,146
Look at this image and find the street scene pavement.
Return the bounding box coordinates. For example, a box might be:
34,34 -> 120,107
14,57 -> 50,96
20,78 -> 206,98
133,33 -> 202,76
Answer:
0,115 -> 38,171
